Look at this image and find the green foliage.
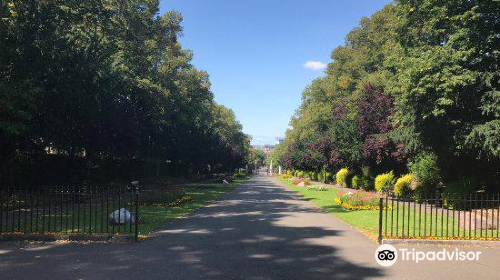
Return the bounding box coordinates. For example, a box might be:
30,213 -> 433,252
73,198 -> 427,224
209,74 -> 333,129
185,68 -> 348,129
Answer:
394,173 -> 413,197
351,175 -> 360,189
441,178 -> 478,209
375,171 -> 395,194
409,152 -> 441,196
336,168 -> 349,187
325,172 -> 331,183
270,0 -> 499,192
317,172 -> 324,183
0,0 -> 252,185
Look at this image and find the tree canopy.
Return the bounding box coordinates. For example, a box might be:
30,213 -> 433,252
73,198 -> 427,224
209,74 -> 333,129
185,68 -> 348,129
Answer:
274,0 -> 499,190
0,0 -> 251,185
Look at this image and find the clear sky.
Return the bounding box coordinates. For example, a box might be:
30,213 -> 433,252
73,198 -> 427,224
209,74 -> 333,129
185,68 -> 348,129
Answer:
159,0 -> 392,145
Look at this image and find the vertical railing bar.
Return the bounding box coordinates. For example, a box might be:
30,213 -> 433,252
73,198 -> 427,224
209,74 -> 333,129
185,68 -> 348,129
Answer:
118,186 -> 122,234
407,198 -> 410,237
474,193 -> 477,238
458,197 -> 461,238
418,197 -> 422,237
496,193 -> 499,238
396,196 -> 399,237
446,198 -> 449,238
485,194 -> 489,238
423,196 -> 427,237
23,187 -> 28,233
391,196 -> 394,237
129,187 -> 133,234
106,186 -> 109,233
385,194 -> 388,237
82,187 -> 86,233
48,187 -> 52,232
17,186 -> 21,232
413,197 -> 416,237
72,186 -> 76,233
65,186 -> 69,233
402,196 -> 405,237
469,194 -> 472,239
480,193 -> 483,238
89,187 -> 92,234
0,186 -> 3,234
440,196 -> 444,237
41,187 -> 46,234
435,196 -> 438,237
60,186 -> 63,232
134,184 -> 139,242
429,194 -> 433,237
30,186 -> 34,233
378,197 -> 383,243
111,187 -> 115,233
35,187 -> 39,233
491,195 -> 494,238
101,187 -> 104,233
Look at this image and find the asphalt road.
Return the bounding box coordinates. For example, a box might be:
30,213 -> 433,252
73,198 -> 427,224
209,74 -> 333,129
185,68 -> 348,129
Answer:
1,175 -> 499,279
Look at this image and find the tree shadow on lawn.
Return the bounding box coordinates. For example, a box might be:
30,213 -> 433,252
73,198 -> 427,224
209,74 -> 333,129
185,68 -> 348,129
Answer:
0,176 -> 384,280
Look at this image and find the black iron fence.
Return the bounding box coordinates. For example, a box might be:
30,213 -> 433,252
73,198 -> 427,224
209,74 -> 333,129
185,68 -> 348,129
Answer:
379,194 -> 500,243
0,185 -> 140,241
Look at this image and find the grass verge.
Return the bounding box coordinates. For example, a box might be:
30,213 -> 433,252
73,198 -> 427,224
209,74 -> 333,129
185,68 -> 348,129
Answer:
139,177 -> 249,235
276,177 -> 380,240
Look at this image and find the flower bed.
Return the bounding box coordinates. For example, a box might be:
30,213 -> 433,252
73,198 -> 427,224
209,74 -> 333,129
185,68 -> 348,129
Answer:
334,190 -> 389,210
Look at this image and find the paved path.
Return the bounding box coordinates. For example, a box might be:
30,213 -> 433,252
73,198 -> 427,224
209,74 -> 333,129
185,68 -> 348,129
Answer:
1,175 -> 499,279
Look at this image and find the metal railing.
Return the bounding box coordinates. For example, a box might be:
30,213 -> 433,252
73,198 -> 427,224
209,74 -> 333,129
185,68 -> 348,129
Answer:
379,193 -> 500,243
0,184 -> 140,241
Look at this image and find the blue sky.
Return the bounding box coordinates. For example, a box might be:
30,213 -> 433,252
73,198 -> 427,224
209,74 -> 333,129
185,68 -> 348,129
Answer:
159,0 -> 392,145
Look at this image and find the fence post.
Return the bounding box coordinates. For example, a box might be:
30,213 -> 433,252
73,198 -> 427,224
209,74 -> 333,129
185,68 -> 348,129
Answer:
378,197 -> 383,244
133,181 -> 140,242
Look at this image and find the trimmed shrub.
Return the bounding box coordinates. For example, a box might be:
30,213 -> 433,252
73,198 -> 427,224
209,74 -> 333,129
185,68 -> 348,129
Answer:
325,172 -> 332,183
336,168 -> 349,187
345,171 -> 356,188
359,176 -> 374,191
351,175 -> 360,189
409,152 -> 441,197
394,173 -> 413,196
318,172 -> 324,183
375,171 -> 395,193
311,172 -> 318,181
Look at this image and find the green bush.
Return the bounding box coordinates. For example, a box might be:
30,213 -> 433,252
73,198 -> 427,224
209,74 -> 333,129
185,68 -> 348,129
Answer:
311,172 -> 318,181
409,152 -> 441,196
324,172 -> 329,183
394,173 -> 413,196
375,171 -> 395,194
359,176 -> 374,191
345,171 -> 355,188
351,175 -> 361,189
441,178 -> 478,209
317,172 -> 324,183
336,168 -> 349,187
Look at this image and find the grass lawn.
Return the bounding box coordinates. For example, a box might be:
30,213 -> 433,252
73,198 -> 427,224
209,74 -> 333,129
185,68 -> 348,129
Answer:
139,177 -> 249,235
1,177 -> 250,237
276,177 -> 380,240
275,177 -> 497,241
